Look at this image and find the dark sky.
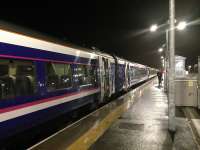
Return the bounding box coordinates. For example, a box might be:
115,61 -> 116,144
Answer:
0,0 -> 199,68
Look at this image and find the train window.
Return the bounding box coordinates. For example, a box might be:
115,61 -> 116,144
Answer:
76,65 -> 90,86
131,70 -> 134,80
0,59 -> 37,100
76,65 -> 97,87
90,66 -> 98,86
46,62 -> 72,91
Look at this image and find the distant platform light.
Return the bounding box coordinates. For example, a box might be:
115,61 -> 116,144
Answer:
150,24 -> 158,32
158,48 -> 163,53
177,21 -> 187,30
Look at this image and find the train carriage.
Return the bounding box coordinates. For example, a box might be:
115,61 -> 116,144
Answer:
0,26 -> 157,140
0,29 -> 102,139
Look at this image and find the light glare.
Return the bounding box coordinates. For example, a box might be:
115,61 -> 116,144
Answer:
150,24 -> 158,32
177,21 -> 187,30
158,48 -> 163,53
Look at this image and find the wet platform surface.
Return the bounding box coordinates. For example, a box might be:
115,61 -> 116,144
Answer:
29,79 -> 155,150
90,83 -> 199,150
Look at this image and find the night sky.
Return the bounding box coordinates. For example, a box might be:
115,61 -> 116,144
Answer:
0,0 -> 199,68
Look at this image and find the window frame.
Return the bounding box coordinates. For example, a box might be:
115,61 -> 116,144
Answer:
0,58 -> 38,101
76,64 -> 98,88
45,62 -> 73,92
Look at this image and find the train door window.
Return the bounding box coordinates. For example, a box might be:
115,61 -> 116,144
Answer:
134,67 -> 140,79
91,66 -> 98,86
131,67 -> 135,81
0,58 -> 37,100
88,65 -> 98,86
102,58 -> 110,97
46,62 -> 72,91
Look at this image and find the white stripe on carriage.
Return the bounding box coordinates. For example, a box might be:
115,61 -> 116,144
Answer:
0,29 -> 98,59
0,88 -> 100,122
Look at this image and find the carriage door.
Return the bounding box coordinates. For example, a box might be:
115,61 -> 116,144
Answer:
124,63 -> 129,90
125,63 -> 130,89
99,56 -> 111,102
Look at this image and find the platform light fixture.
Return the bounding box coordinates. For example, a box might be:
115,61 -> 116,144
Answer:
177,21 -> 187,30
158,48 -> 163,53
150,24 -> 158,32
149,0 -> 177,132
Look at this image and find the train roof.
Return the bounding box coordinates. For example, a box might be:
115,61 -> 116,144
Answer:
0,21 -> 104,59
0,22 -> 119,61
0,21 -> 91,51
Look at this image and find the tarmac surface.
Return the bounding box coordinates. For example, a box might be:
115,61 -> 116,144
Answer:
90,83 -> 199,150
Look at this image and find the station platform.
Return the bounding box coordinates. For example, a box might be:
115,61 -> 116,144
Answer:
29,79 -> 199,150
90,82 -> 199,150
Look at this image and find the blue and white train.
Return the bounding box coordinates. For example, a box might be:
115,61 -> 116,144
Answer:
0,27 -> 157,140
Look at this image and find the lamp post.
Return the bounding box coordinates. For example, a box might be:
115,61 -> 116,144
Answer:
169,0 -> 176,132
149,3 -> 187,131
165,30 -> 169,93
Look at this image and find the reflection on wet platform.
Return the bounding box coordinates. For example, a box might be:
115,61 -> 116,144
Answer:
90,81 -> 198,150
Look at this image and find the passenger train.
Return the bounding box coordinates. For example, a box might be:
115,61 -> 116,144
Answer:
0,26 -> 157,140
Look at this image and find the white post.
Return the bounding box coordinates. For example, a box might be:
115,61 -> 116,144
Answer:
164,30 -> 169,93
198,56 -> 200,109
168,0 -> 176,131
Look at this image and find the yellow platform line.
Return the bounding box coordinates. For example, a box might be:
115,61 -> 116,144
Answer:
67,103 -> 126,150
